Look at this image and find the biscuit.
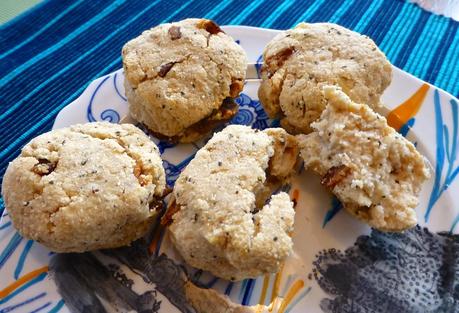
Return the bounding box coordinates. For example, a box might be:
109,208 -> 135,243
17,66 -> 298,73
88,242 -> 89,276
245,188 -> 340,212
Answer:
258,22 -> 392,134
1,122 -> 166,252
297,86 -> 430,231
122,18 -> 248,142
185,281 -> 268,313
167,125 -> 298,280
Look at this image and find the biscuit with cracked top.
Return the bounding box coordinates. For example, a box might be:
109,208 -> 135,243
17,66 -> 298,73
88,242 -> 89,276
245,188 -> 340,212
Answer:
167,125 -> 299,280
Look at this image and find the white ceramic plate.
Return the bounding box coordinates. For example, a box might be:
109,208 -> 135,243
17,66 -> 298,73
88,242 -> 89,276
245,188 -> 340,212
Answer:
1,26 -> 459,313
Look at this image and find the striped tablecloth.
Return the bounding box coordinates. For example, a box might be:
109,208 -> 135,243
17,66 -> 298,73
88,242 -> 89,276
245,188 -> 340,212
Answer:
0,0 -> 458,205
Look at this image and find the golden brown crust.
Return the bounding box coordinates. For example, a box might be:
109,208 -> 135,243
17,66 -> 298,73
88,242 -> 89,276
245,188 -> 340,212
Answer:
140,97 -> 239,143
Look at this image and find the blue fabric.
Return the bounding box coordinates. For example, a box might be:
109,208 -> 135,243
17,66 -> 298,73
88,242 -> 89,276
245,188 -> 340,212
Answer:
0,0 -> 458,204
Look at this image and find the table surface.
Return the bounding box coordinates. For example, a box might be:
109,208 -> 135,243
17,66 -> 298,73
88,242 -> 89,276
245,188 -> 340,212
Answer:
2,0 -> 458,24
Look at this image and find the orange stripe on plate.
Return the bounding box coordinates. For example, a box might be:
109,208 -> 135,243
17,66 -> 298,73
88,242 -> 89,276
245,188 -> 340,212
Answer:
148,225 -> 164,255
387,83 -> 429,131
278,279 -> 305,313
269,262 -> 284,311
257,274 -> 270,310
0,266 -> 48,299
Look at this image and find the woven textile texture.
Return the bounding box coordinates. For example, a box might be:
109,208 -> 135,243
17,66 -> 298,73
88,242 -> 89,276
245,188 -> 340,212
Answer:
0,0 -> 458,197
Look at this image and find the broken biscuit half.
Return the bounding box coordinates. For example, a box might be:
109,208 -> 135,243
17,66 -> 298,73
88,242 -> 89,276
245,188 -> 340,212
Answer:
297,86 -> 430,232
166,125 -> 299,280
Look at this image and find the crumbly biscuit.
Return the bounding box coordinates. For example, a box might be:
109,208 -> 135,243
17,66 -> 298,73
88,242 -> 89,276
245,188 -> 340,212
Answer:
185,281 -> 269,313
297,86 -> 430,231
122,18 -> 248,142
258,22 -> 392,134
1,122 -> 166,252
167,125 -> 298,280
